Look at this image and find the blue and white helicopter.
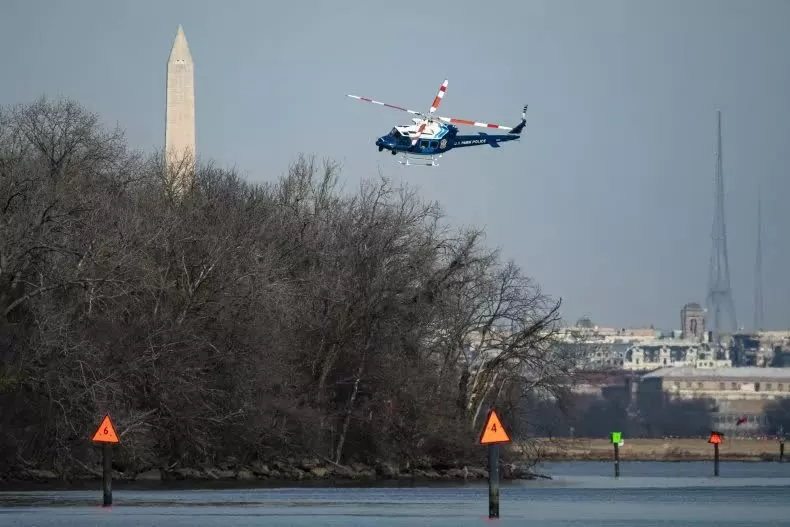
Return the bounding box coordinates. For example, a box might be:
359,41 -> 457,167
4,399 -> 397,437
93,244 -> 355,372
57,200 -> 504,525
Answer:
347,79 -> 527,166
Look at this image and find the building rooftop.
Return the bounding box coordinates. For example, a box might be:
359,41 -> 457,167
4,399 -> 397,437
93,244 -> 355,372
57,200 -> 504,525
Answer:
629,338 -> 704,347
642,366 -> 790,380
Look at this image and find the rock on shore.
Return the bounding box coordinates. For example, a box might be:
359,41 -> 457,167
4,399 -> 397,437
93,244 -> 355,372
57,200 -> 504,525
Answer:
2,457 -> 550,484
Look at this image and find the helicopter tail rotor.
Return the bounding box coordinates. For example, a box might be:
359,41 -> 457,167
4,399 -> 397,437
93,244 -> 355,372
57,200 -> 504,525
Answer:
508,105 -> 529,135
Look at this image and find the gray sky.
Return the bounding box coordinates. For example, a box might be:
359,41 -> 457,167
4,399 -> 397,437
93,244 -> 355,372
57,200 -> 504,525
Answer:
2,0 -> 789,331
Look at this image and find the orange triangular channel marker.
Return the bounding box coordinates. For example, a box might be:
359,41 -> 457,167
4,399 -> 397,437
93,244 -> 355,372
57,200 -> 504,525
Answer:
708,431 -> 722,445
479,409 -> 511,445
92,415 -> 119,444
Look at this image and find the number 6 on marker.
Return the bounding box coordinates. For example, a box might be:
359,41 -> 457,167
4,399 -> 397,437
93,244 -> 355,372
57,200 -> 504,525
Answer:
92,415 -> 120,444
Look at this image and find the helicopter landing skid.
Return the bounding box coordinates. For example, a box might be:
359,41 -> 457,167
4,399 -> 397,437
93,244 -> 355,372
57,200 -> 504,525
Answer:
398,154 -> 441,167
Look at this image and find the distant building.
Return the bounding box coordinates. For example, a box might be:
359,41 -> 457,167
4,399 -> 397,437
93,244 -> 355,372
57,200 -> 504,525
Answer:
730,333 -> 764,367
641,366 -> 790,434
623,338 -> 729,370
681,302 -> 706,341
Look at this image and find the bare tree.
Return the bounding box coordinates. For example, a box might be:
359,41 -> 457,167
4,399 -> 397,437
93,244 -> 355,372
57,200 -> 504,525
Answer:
0,96 -> 580,477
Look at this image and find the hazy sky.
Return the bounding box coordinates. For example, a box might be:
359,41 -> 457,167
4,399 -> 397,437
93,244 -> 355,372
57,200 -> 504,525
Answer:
2,0 -> 789,331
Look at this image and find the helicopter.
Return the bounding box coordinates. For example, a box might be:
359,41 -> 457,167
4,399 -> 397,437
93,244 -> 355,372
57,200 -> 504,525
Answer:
347,79 -> 527,166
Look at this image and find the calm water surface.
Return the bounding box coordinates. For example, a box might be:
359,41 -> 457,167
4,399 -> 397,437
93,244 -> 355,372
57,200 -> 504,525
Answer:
1,461 -> 789,526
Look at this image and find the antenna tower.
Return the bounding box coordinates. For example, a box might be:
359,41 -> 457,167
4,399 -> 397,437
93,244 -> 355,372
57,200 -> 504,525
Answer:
754,190 -> 764,331
706,109 -> 737,339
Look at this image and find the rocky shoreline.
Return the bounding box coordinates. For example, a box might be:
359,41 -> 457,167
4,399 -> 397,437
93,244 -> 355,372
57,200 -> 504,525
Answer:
1,457 -> 552,486
540,451 -> 781,462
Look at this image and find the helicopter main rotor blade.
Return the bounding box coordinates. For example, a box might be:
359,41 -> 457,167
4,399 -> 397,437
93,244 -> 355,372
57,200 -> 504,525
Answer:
429,79 -> 448,114
408,79 -> 448,146
346,94 -> 426,117
435,115 -> 513,131
410,121 -> 428,146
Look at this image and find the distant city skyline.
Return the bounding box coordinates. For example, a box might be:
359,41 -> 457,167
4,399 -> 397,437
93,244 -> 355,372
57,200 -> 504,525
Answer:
2,0 -> 788,330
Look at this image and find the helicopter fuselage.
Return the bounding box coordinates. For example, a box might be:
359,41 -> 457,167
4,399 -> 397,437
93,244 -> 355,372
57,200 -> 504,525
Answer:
347,80 -> 527,165
375,121 -> 521,157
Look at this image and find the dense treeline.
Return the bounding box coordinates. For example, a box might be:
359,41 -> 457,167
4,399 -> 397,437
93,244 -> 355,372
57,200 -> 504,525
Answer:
0,97 -> 576,477
517,388 -> 716,438
765,399 -> 790,435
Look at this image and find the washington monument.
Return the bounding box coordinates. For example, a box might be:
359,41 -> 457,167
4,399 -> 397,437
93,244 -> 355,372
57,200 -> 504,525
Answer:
164,25 -> 195,189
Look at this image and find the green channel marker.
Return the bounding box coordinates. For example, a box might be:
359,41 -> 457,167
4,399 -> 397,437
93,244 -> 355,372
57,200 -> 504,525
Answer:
611,432 -> 622,477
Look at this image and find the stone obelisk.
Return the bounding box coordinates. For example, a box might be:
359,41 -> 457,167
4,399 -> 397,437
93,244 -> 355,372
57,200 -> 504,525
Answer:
164,25 -> 195,190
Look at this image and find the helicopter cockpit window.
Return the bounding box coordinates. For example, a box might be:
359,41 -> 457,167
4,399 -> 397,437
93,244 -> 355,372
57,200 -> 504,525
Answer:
390,128 -> 400,137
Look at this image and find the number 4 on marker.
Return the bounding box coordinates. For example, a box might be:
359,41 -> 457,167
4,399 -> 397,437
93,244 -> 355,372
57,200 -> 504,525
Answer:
479,409 -> 511,445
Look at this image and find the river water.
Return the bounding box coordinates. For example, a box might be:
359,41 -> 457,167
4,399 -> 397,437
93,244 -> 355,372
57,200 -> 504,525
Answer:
1,461 -> 789,526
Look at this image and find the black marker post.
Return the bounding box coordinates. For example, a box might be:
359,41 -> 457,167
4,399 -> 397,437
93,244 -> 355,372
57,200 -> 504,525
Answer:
479,409 -> 511,519
102,443 -> 112,506
488,443 -> 499,518
708,431 -> 722,477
